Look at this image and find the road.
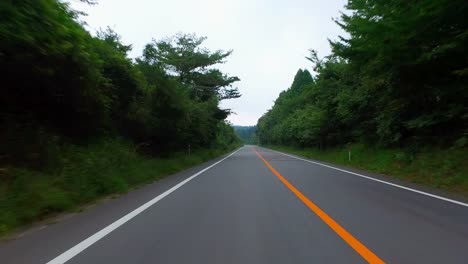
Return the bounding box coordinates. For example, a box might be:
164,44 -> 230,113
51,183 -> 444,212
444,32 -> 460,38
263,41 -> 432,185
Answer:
1,146 -> 468,263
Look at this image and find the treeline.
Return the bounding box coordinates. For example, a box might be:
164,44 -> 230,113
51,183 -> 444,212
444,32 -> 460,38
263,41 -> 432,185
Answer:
233,126 -> 257,144
257,0 -> 468,149
1,0 -> 241,169
0,0 -> 242,234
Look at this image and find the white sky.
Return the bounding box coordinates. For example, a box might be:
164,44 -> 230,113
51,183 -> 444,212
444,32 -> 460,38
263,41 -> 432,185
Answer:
69,0 -> 347,126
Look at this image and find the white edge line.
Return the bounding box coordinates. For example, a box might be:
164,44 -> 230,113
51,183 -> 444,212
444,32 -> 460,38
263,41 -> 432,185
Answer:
262,147 -> 468,208
46,148 -> 241,264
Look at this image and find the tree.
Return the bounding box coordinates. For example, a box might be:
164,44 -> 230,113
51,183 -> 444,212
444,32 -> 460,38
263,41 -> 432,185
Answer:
142,33 -> 240,102
0,0 -> 241,165
258,0 -> 468,148
331,0 -> 468,145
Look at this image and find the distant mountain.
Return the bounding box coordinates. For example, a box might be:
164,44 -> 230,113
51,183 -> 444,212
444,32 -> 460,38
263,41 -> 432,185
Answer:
233,125 -> 257,144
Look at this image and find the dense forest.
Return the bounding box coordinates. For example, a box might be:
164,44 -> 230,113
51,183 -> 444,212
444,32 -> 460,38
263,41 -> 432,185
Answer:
233,126 -> 257,144
1,0 -> 241,164
256,0 -> 468,194
257,0 -> 467,149
0,0 -> 240,234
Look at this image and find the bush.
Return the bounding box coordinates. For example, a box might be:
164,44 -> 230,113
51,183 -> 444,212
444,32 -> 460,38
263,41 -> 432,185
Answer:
0,139 -> 240,236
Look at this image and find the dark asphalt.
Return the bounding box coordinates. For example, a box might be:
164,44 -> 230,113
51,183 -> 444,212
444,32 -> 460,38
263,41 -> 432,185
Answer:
1,146 -> 467,263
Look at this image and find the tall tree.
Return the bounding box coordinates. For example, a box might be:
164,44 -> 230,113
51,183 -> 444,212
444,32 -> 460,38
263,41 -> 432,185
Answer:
258,0 -> 468,148
332,0 -> 468,144
142,33 -> 240,102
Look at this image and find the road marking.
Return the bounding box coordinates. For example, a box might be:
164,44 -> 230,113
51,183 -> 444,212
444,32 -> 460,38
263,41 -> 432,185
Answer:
264,147 -> 468,208
46,148 -> 241,264
254,149 -> 385,264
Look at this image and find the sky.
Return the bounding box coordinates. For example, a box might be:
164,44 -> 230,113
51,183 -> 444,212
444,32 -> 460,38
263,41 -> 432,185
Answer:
69,0 -> 347,126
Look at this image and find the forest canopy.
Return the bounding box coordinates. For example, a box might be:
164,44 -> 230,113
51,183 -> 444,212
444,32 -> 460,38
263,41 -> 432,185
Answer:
257,0 -> 468,149
0,0 -> 241,167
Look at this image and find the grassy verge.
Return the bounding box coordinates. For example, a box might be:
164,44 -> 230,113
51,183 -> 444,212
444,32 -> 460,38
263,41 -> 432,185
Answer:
0,140 -> 240,237
265,144 -> 468,196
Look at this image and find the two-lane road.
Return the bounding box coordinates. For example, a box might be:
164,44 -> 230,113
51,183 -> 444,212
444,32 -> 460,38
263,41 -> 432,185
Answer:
1,146 -> 467,263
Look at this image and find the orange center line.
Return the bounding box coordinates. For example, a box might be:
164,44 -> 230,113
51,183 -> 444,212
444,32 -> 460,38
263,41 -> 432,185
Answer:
253,148 -> 385,264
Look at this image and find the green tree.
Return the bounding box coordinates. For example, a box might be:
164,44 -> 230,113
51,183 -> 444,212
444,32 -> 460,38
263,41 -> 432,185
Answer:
0,0 -> 112,140
0,0 -> 241,164
258,0 -> 468,148
142,33 -> 240,102
332,0 -> 468,145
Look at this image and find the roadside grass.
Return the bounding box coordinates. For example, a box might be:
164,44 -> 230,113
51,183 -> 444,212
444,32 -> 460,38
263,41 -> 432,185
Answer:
0,140 -> 240,237
266,144 -> 468,196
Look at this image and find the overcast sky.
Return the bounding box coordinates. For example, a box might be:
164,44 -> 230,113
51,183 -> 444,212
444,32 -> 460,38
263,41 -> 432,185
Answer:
69,0 -> 347,126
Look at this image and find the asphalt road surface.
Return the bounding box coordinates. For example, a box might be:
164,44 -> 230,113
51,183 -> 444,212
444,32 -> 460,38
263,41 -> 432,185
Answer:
1,146 -> 468,263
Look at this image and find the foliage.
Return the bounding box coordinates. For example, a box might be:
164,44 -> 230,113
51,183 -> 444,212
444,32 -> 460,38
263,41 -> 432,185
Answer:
0,139 -> 240,236
257,0 -> 468,148
0,0 -> 242,234
0,0 -> 241,163
140,33 -> 240,101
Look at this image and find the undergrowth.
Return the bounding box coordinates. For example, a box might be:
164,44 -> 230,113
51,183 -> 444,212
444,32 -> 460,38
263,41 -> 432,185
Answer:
267,144 -> 468,195
0,139 -> 239,236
